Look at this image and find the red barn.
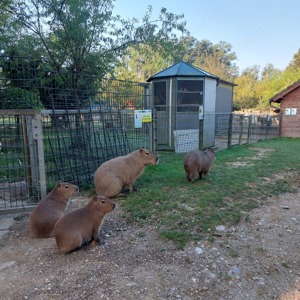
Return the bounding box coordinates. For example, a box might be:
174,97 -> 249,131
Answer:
269,79 -> 300,137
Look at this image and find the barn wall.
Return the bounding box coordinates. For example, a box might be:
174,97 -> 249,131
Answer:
280,88 -> 300,137
216,82 -> 233,113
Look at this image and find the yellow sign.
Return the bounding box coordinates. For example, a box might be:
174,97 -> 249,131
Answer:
134,110 -> 152,128
141,110 -> 152,122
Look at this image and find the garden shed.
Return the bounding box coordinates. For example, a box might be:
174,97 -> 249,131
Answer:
269,79 -> 300,137
146,61 -> 235,151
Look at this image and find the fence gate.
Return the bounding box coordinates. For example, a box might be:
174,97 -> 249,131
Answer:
0,110 -> 46,214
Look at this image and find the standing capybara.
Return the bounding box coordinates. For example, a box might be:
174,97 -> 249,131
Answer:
29,182 -> 79,238
94,148 -> 158,198
183,148 -> 215,182
53,195 -> 115,253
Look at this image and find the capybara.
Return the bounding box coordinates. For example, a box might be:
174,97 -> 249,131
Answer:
29,182 -> 79,238
94,148 -> 158,198
183,148 -> 215,182
53,195 -> 115,253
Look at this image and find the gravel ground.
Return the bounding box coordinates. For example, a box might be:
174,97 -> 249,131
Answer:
0,188 -> 299,300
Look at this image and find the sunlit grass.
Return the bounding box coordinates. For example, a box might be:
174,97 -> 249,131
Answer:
121,137 -> 300,249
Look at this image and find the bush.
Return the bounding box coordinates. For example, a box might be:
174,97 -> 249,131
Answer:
0,87 -> 44,109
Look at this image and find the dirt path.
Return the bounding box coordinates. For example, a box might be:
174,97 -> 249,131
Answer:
0,189 -> 299,300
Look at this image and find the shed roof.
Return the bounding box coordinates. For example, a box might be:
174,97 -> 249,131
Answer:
269,79 -> 300,103
146,61 -> 219,82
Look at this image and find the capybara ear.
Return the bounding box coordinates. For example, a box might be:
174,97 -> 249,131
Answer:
139,148 -> 144,153
92,195 -> 98,202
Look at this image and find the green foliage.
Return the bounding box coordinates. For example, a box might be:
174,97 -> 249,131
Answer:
180,37 -> 239,81
287,48 -> 300,71
120,138 -> 300,248
114,44 -> 178,81
115,36 -> 239,83
233,66 -> 261,109
0,87 -> 43,109
234,59 -> 300,111
1,0 -> 187,78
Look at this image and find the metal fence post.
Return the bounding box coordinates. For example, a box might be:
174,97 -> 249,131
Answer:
199,118 -> 204,150
152,108 -> 157,152
238,115 -> 244,145
247,115 -> 252,143
227,113 -> 233,148
32,113 -> 47,198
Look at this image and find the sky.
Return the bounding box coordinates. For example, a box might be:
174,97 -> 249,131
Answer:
113,0 -> 299,73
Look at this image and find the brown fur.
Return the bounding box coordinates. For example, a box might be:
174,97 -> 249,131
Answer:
53,195 -> 115,253
29,182 -> 79,238
94,148 -> 158,198
184,148 -> 215,182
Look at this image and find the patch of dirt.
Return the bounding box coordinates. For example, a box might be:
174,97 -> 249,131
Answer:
226,147 -> 274,168
0,188 -> 299,300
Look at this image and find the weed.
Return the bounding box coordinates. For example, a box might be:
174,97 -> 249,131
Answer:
228,249 -> 240,258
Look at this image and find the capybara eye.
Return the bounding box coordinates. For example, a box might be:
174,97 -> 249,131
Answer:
101,200 -> 106,203
146,152 -> 149,155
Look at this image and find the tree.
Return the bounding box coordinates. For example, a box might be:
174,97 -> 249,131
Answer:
287,48 -> 300,71
233,65 -> 260,110
1,0 -> 186,109
180,37 -> 239,81
2,1 -> 186,76
115,36 -> 239,83
114,43 -> 181,82
261,63 -> 281,80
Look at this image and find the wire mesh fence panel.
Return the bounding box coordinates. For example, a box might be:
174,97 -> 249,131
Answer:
0,110 -> 45,213
250,114 -> 280,142
154,110 -> 281,153
215,113 -> 231,150
0,56 -> 151,211
42,110 -> 151,188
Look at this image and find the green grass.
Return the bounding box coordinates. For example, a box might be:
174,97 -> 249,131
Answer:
121,137 -> 300,249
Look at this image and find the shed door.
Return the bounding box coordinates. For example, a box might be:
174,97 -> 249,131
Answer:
153,81 -> 167,144
176,79 -> 203,129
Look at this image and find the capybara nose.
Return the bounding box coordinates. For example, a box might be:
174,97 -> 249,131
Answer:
112,203 -> 116,210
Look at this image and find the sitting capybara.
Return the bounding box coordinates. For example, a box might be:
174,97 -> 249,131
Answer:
94,148 -> 158,198
29,182 -> 79,238
184,148 -> 215,182
53,195 -> 115,253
